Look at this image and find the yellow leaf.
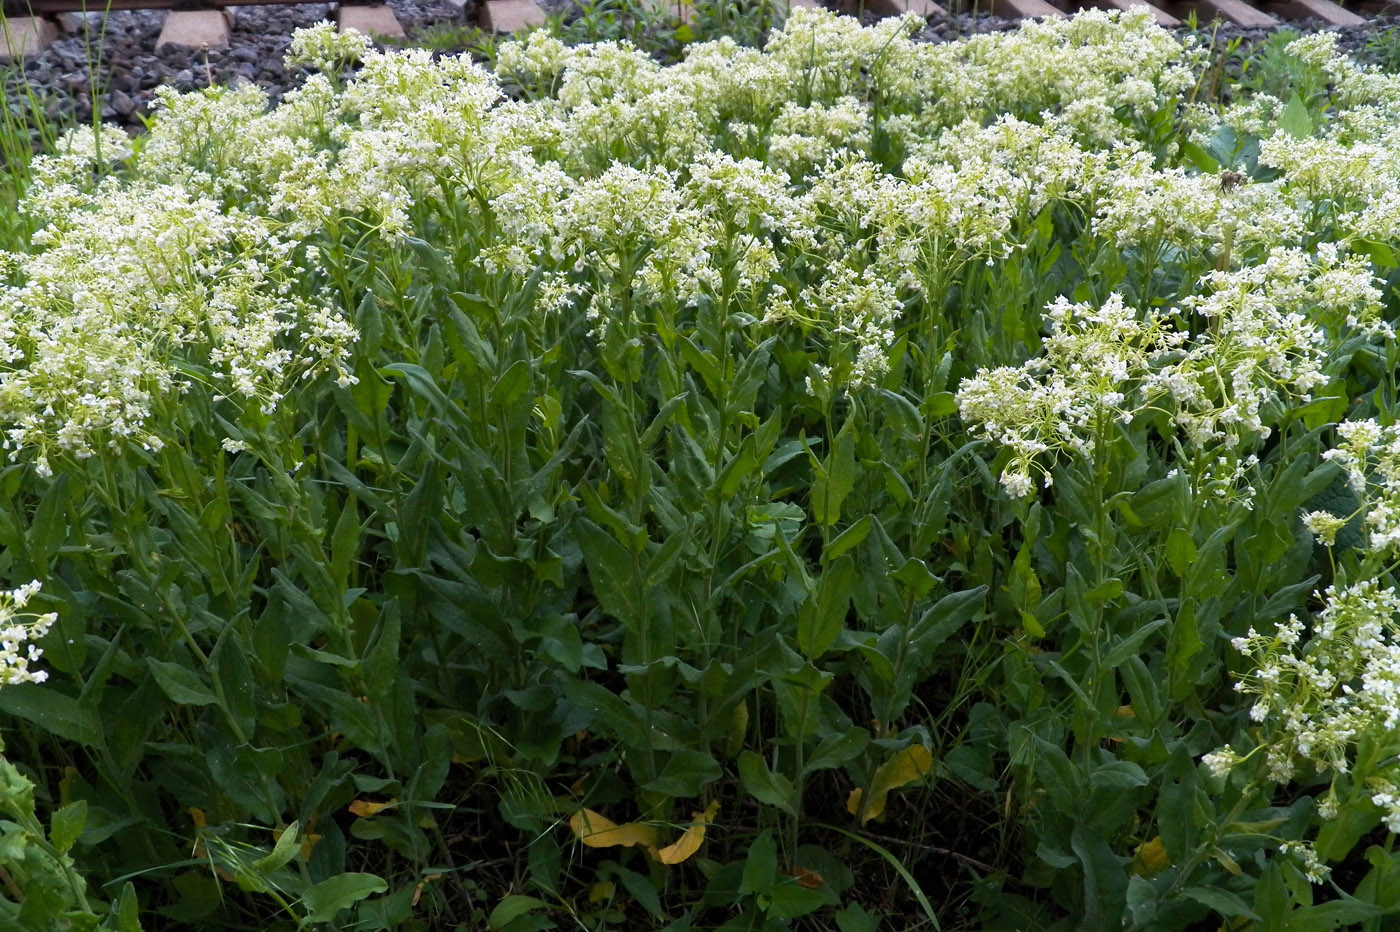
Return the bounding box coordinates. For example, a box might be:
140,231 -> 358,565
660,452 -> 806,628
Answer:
189,807 -> 208,829
856,745 -> 933,824
845,788 -> 863,816
589,882 -> 616,905
658,800 -> 720,865
348,798 -> 397,818
724,700 -> 749,758
569,809 -> 660,853
1132,836 -> 1171,876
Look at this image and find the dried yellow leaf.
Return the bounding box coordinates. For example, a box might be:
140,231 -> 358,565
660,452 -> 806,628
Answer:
569,809 -> 660,852
658,800 -> 720,865
856,745 -> 933,824
348,798 -> 397,818
1132,836 -> 1171,876
845,788 -> 863,816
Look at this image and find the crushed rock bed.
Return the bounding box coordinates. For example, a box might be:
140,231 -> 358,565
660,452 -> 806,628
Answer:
1,1 -> 1395,131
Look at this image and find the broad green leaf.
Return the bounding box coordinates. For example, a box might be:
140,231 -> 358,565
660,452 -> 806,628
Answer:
491,359 -> 532,408
0,685 -> 101,747
645,749 -> 722,798
49,800 -> 86,854
1071,825 -> 1128,932
1165,528 -> 1196,578
576,518 -> 644,630
1181,887 -> 1259,921
301,873 -> 389,923
738,750 -> 797,815
489,895 -> 551,932
823,516 -> 871,563
740,830 -> 778,896
811,421 -> 857,527
252,821 -> 301,874
798,555 -> 855,659
1280,93 -> 1314,139
147,659 -> 218,706
804,728 -> 870,775
1031,734 -> 1080,815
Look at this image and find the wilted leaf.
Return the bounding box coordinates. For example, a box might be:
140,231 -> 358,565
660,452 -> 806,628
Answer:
792,866 -> 824,889
854,745 -> 932,824
569,809 -> 660,853
348,798 -> 397,818
658,800 -> 720,865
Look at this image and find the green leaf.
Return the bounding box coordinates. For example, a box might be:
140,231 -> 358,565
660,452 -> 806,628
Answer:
49,800 -> 86,854
489,896 -> 550,932
1103,620 -> 1166,669
811,421 -> 857,527
1166,602 -> 1204,702
0,684 -> 101,747
835,903 -> 879,932
576,518 -> 644,630
301,873 -> 389,923
1280,93 -> 1314,139
645,749 -> 722,798
252,821 -> 301,875
147,659 -> 218,706
112,881 -> 143,932
797,555 -> 855,659
1165,528 -> 1196,578
824,516 -> 871,563
738,751 -> 797,815
613,865 -> 663,918
27,473 -> 70,569
922,392 -> 958,419
1179,140 -> 1221,174
1181,887 -> 1260,922
1031,734 -> 1080,815
741,830 -> 779,896
767,882 -> 827,920
491,359 -> 532,408
561,678 -> 646,748
804,727 -> 870,775
1071,824 -> 1128,932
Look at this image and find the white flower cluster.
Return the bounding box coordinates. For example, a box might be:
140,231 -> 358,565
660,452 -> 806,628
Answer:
958,245 -> 1384,497
1226,581 -> 1400,781
957,293 -> 1181,495
283,20 -> 371,74
1319,420 -> 1400,554
0,180 -> 356,470
0,581 -> 57,687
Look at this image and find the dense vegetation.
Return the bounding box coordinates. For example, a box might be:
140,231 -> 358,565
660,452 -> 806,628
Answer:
5,9 -> 1400,930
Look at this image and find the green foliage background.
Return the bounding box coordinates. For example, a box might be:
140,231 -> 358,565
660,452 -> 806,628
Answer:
3,9 -> 1400,932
